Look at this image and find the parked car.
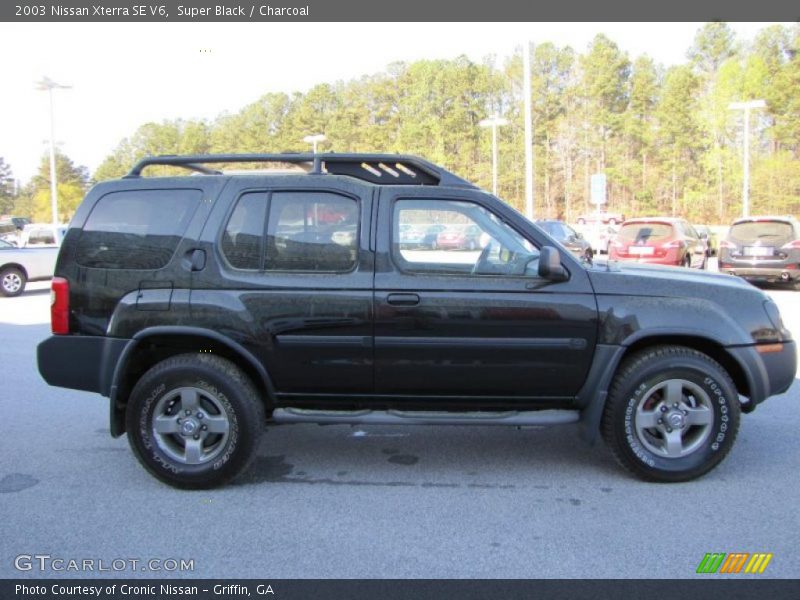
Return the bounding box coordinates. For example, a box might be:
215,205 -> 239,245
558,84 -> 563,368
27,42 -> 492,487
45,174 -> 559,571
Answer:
398,224 -> 426,249
36,153 -> 795,488
537,220 -> 593,261
694,225 -> 719,257
718,216 -> 800,289
0,236 -> 61,296
609,217 -> 707,269
436,224 -> 482,250
422,224 -> 447,248
576,210 -> 625,226
574,223 -> 619,255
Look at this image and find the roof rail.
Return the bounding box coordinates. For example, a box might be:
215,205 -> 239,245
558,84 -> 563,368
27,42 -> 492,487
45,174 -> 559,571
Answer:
124,153 -> 478,188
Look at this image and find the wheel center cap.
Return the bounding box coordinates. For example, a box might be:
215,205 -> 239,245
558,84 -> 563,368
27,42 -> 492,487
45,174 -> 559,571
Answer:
181,419 -> 199,436
667,412 -> 685,429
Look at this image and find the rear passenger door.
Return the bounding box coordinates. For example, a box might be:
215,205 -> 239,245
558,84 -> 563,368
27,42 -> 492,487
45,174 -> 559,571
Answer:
192,177 -> 374,398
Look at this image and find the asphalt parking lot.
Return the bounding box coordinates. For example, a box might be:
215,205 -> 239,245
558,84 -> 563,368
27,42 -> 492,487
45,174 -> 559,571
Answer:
1,273 -> 799,579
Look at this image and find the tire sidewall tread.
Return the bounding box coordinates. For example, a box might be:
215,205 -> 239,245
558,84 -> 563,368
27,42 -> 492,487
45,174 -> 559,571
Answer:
126,353 -> 265,489
602,345 -> 741,483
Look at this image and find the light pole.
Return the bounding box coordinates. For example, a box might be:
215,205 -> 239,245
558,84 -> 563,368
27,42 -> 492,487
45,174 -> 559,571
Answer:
36,77 -> 71,225
303,134 -> 326,154
479,114 -> 508,196
729,100 -> 765,218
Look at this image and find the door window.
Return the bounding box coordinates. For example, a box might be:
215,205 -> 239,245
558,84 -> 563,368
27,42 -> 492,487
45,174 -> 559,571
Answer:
393,199 -> 539,276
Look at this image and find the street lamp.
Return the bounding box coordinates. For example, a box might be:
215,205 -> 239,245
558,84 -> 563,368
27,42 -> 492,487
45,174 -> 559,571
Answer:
729,99 -> 766,218
479,114 -> 508,196
303,134 -> 326,154
36,76 -> 71,225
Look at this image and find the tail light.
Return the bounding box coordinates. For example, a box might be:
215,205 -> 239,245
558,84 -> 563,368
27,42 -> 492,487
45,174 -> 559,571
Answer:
50,277 -> 70,335
780,240 -> 800,250
720,240 -> 737,250
661,239 -> 685,249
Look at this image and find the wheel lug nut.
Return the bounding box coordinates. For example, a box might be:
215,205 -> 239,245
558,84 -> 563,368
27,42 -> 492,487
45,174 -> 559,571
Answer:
673,403 -> 678,408
197,412 -> 204,419
660,406 -> 667,412
666,427 -> 672,433
177,418 -> 182,424
683,410 -> 688,415
658,418 -> 663,424
193,434 -> 199,440
201,425 -> 208,431
185,409 -> 191,416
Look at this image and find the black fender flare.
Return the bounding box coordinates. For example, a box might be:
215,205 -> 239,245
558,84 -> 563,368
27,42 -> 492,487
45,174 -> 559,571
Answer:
109,326 -> 277,437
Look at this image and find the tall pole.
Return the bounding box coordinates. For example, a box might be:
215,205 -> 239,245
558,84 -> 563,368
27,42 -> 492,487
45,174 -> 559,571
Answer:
742,105 -> 750,219
36,77 -> 71,225
523,41 -> 534,220
729,100 -> 765,219
479,115 -> 508,197
48,87 -> 58,225
491,120 -> 498,196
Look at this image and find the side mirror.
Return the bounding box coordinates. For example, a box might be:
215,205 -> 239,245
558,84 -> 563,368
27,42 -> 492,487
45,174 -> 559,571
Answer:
538,246 -> 568,281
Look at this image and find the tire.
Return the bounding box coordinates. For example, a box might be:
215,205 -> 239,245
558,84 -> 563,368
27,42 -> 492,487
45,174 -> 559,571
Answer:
682,254 -> 691,268
1,267 -> 26,297
126,353 -> 265,489
601,345 -> 740,482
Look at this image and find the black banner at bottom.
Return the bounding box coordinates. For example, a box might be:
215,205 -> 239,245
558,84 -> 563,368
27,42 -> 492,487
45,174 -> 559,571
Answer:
3,579 -> 800,600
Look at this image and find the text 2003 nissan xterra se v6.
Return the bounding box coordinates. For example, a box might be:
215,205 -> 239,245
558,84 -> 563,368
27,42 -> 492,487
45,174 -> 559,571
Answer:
37,154 -> 796,488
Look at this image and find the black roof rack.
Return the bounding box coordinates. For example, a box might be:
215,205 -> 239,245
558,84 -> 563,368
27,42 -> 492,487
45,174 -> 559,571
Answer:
124,153 -> 478,188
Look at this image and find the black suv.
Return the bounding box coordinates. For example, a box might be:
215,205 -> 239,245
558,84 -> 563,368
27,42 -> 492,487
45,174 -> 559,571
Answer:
37,154 -> 797,488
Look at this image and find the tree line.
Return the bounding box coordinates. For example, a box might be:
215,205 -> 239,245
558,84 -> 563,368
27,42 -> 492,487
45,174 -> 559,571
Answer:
4,23 -> 799,225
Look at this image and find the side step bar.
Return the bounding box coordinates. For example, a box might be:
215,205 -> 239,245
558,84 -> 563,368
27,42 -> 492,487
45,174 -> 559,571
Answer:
271,408 -> 580,427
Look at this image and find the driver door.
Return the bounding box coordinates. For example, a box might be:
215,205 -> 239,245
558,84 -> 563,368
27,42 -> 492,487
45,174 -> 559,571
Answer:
373,191 -> 598,402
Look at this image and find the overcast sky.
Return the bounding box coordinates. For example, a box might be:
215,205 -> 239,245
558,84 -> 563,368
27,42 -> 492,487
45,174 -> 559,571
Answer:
0,22 -> 784,184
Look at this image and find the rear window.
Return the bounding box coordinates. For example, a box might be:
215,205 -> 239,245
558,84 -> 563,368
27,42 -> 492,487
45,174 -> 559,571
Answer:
618,222 -> 674,243
76,189 -> 201,269
729,220 -> 794,245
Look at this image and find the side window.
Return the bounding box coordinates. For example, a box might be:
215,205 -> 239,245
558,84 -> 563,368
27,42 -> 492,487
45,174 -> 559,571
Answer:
76,189 -> 201,269
221,192 -> 268,270
393,199 -> 539,277
27,229 -> 55,245
265,191 -> 358,272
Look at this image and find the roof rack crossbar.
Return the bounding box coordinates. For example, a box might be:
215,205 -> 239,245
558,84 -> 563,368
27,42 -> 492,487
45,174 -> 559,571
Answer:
124,153 -> 477,188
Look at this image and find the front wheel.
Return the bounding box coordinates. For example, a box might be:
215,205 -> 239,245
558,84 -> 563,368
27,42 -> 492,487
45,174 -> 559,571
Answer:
1,267 -> 26,297
601,346 -> 740,482
126,353 -> 265,489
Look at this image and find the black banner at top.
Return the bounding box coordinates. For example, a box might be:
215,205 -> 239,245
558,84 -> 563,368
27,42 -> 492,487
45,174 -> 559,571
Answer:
2,0 -> 799,22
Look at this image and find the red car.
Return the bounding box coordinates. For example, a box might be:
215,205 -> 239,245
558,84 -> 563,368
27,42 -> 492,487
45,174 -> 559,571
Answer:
435,225 -> 482,250
608,218 -> 707,268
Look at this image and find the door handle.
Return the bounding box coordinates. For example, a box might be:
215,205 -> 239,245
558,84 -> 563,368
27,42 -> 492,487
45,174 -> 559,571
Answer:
387,293 -> 420,306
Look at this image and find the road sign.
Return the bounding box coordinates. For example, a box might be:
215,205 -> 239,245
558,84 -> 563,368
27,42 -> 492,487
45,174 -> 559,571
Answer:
591,173 -> 607,205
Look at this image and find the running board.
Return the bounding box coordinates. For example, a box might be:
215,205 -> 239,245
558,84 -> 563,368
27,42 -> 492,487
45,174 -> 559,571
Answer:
271,408 -> 580,427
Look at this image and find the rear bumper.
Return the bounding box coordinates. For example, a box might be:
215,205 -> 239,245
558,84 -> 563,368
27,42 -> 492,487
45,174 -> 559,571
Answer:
718,263 -> 800,283
728,340 -> 797,409
37,335 -> 129,396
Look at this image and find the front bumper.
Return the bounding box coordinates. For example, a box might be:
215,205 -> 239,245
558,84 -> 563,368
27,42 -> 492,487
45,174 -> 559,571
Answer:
728,340 -> 797,410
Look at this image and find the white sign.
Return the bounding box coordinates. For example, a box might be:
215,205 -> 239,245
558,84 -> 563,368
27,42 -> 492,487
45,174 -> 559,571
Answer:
591,173 -> 607,205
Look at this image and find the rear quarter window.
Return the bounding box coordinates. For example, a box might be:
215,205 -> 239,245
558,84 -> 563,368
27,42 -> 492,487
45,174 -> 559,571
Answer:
75,189 -> 201,269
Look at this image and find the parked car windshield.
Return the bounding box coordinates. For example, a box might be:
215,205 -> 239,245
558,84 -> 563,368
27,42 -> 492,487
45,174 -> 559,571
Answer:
618,222 -> 673,243
729,220 -> 794,245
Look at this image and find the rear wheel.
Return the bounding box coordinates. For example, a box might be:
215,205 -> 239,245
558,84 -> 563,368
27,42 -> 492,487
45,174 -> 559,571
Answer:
601,345 -> 740,482
0,267 -> 26,297
126,353 -> 265,489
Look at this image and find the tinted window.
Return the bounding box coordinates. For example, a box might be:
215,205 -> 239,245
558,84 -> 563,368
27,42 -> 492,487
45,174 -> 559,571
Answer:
618,222 -> 674,243
729,221 -> 794,245
76,189 -> 201,269
221,193 -> 268,270
265,192 -> 358,272
393,199 -> 539,276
